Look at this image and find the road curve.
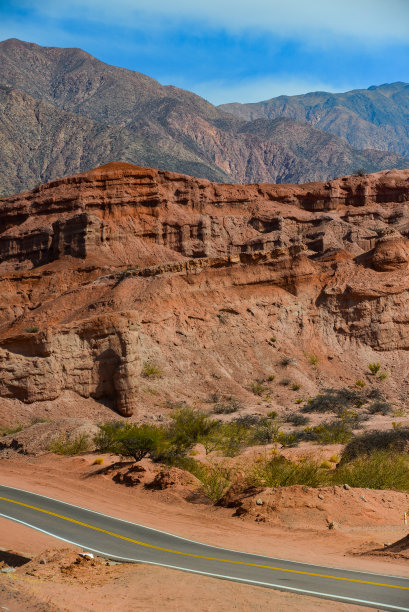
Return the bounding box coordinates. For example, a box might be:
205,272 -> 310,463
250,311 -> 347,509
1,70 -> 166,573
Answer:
0,485 -> 408,611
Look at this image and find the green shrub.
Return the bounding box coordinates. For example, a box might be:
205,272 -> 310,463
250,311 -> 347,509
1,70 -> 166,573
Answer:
25,326 -> 39,333
0,424 -> 23,437
200,421 -> 251,457
332,451 -> 409,492
291,383 -> 301,391
196,463 -> 235,502
378,371 -> 389,381
305,421 -> 353,445
248,455 -> 324,488
368,362 -> 381,375
367,401 -> 393,416
308,354 -> 319,366
251,381 -> 266,396
341,428 -> 409,462
165,407 -> 218,456
285,413 -> 309,427
277,432 -> 299,447
48,433 -> 91,456
141,362 -> 163,378
94,421 -> 125,452
267,374 -> 275,381
355,379 -> 366,388
115,424 -> 165,462
251,419 -> 282,445
302,388 -> 366,415
270,337 -> 276,343
213,396 -> 242,414
266,410 -> 278,419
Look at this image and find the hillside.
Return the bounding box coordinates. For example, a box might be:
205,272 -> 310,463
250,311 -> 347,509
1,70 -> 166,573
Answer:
0,39 -> 408,196
219,82 -> 409,156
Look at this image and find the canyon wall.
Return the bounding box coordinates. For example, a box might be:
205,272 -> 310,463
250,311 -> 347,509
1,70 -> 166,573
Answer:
1,163 -> 409,417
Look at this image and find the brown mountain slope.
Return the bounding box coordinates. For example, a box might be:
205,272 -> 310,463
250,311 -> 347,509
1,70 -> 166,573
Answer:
0,39 -> 408,196
219,82 -> 409,156
1,163 -> 409,420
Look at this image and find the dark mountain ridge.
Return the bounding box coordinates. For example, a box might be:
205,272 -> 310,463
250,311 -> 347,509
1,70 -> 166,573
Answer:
0,38 -> 408,196
219,82 -> 409,156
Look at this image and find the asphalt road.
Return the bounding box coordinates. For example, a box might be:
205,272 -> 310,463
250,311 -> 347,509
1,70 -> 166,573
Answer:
0,485 -> 408,610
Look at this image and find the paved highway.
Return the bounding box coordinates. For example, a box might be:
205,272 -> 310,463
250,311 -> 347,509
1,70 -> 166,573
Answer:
0,485 -> 408,610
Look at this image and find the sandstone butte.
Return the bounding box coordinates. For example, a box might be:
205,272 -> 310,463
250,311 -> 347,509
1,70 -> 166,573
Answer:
1,161 -> 409,419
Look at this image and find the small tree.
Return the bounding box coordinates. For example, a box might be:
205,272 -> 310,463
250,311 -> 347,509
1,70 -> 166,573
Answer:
115,424 -> 164,462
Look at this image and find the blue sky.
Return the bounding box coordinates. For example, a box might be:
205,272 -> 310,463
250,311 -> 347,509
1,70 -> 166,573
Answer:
1,0 -> 409,105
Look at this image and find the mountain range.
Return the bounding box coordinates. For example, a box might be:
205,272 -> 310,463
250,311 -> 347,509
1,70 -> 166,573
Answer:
219,82 -> 409,156
0,38 -> 408,196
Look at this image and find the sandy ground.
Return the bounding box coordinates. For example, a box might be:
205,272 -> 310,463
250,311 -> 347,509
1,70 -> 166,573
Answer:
0,548 -> 375,612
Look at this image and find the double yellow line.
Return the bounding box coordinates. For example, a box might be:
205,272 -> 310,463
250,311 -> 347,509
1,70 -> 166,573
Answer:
1,495 -> 408,591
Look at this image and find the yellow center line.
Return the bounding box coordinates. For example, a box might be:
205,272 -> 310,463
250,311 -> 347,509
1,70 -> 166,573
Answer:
1,495 -> 408,591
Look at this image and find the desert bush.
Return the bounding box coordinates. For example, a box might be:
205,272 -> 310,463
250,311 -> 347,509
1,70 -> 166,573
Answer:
368,362 -> 381,375
367,401 -> 393,416
338,409 -> 369,428
115,424 -> 165,462
94,421 -> 125,452
141,362 -> 163,378
378,371 -> 389,381
213,396 -> 242,414
267,410 -> 278,419
251,419 -> 282,445
48,433 -> 91,456
291,383 -> 301,391
25,326 -> 39,333
0,424 -> 23,437
280,378 -> 291,386
196,463 -> 235,502
267,374 -> 275,381
285,413 -> 310,427
341,428 -> 409,462
269,337 -> 276,343
251,381 -> 266,396
280,356 -> 295,367
355,379 -> 366,388
301,388 -> 366,415
93,457 -> 104,465
277,432 -> 300,447
305,421 -> 353,445
332,451 -> 409,492
308,354 -> 319,366
248,455 -> 324,488
165,407 -> 218,456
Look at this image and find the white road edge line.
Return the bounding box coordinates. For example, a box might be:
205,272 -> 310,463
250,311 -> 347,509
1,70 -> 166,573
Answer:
0,512 -> 408,612
1,484 -> 406,581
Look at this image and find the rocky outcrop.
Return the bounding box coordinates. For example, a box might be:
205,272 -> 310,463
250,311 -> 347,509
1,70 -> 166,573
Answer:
0,313 -> 140,416
1,163 -> 409,417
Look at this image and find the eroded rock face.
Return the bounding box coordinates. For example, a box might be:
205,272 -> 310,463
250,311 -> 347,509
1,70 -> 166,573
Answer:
1,163 -> 409,417
0,313 -> 140,416
371,233 -> 409,272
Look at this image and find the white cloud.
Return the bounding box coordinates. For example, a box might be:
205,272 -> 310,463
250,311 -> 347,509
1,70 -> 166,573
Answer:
20,0 -> 409,44
188,76 -> 349,105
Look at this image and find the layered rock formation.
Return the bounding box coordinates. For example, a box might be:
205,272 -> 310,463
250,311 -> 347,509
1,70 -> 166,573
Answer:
1,163 -> 409,417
